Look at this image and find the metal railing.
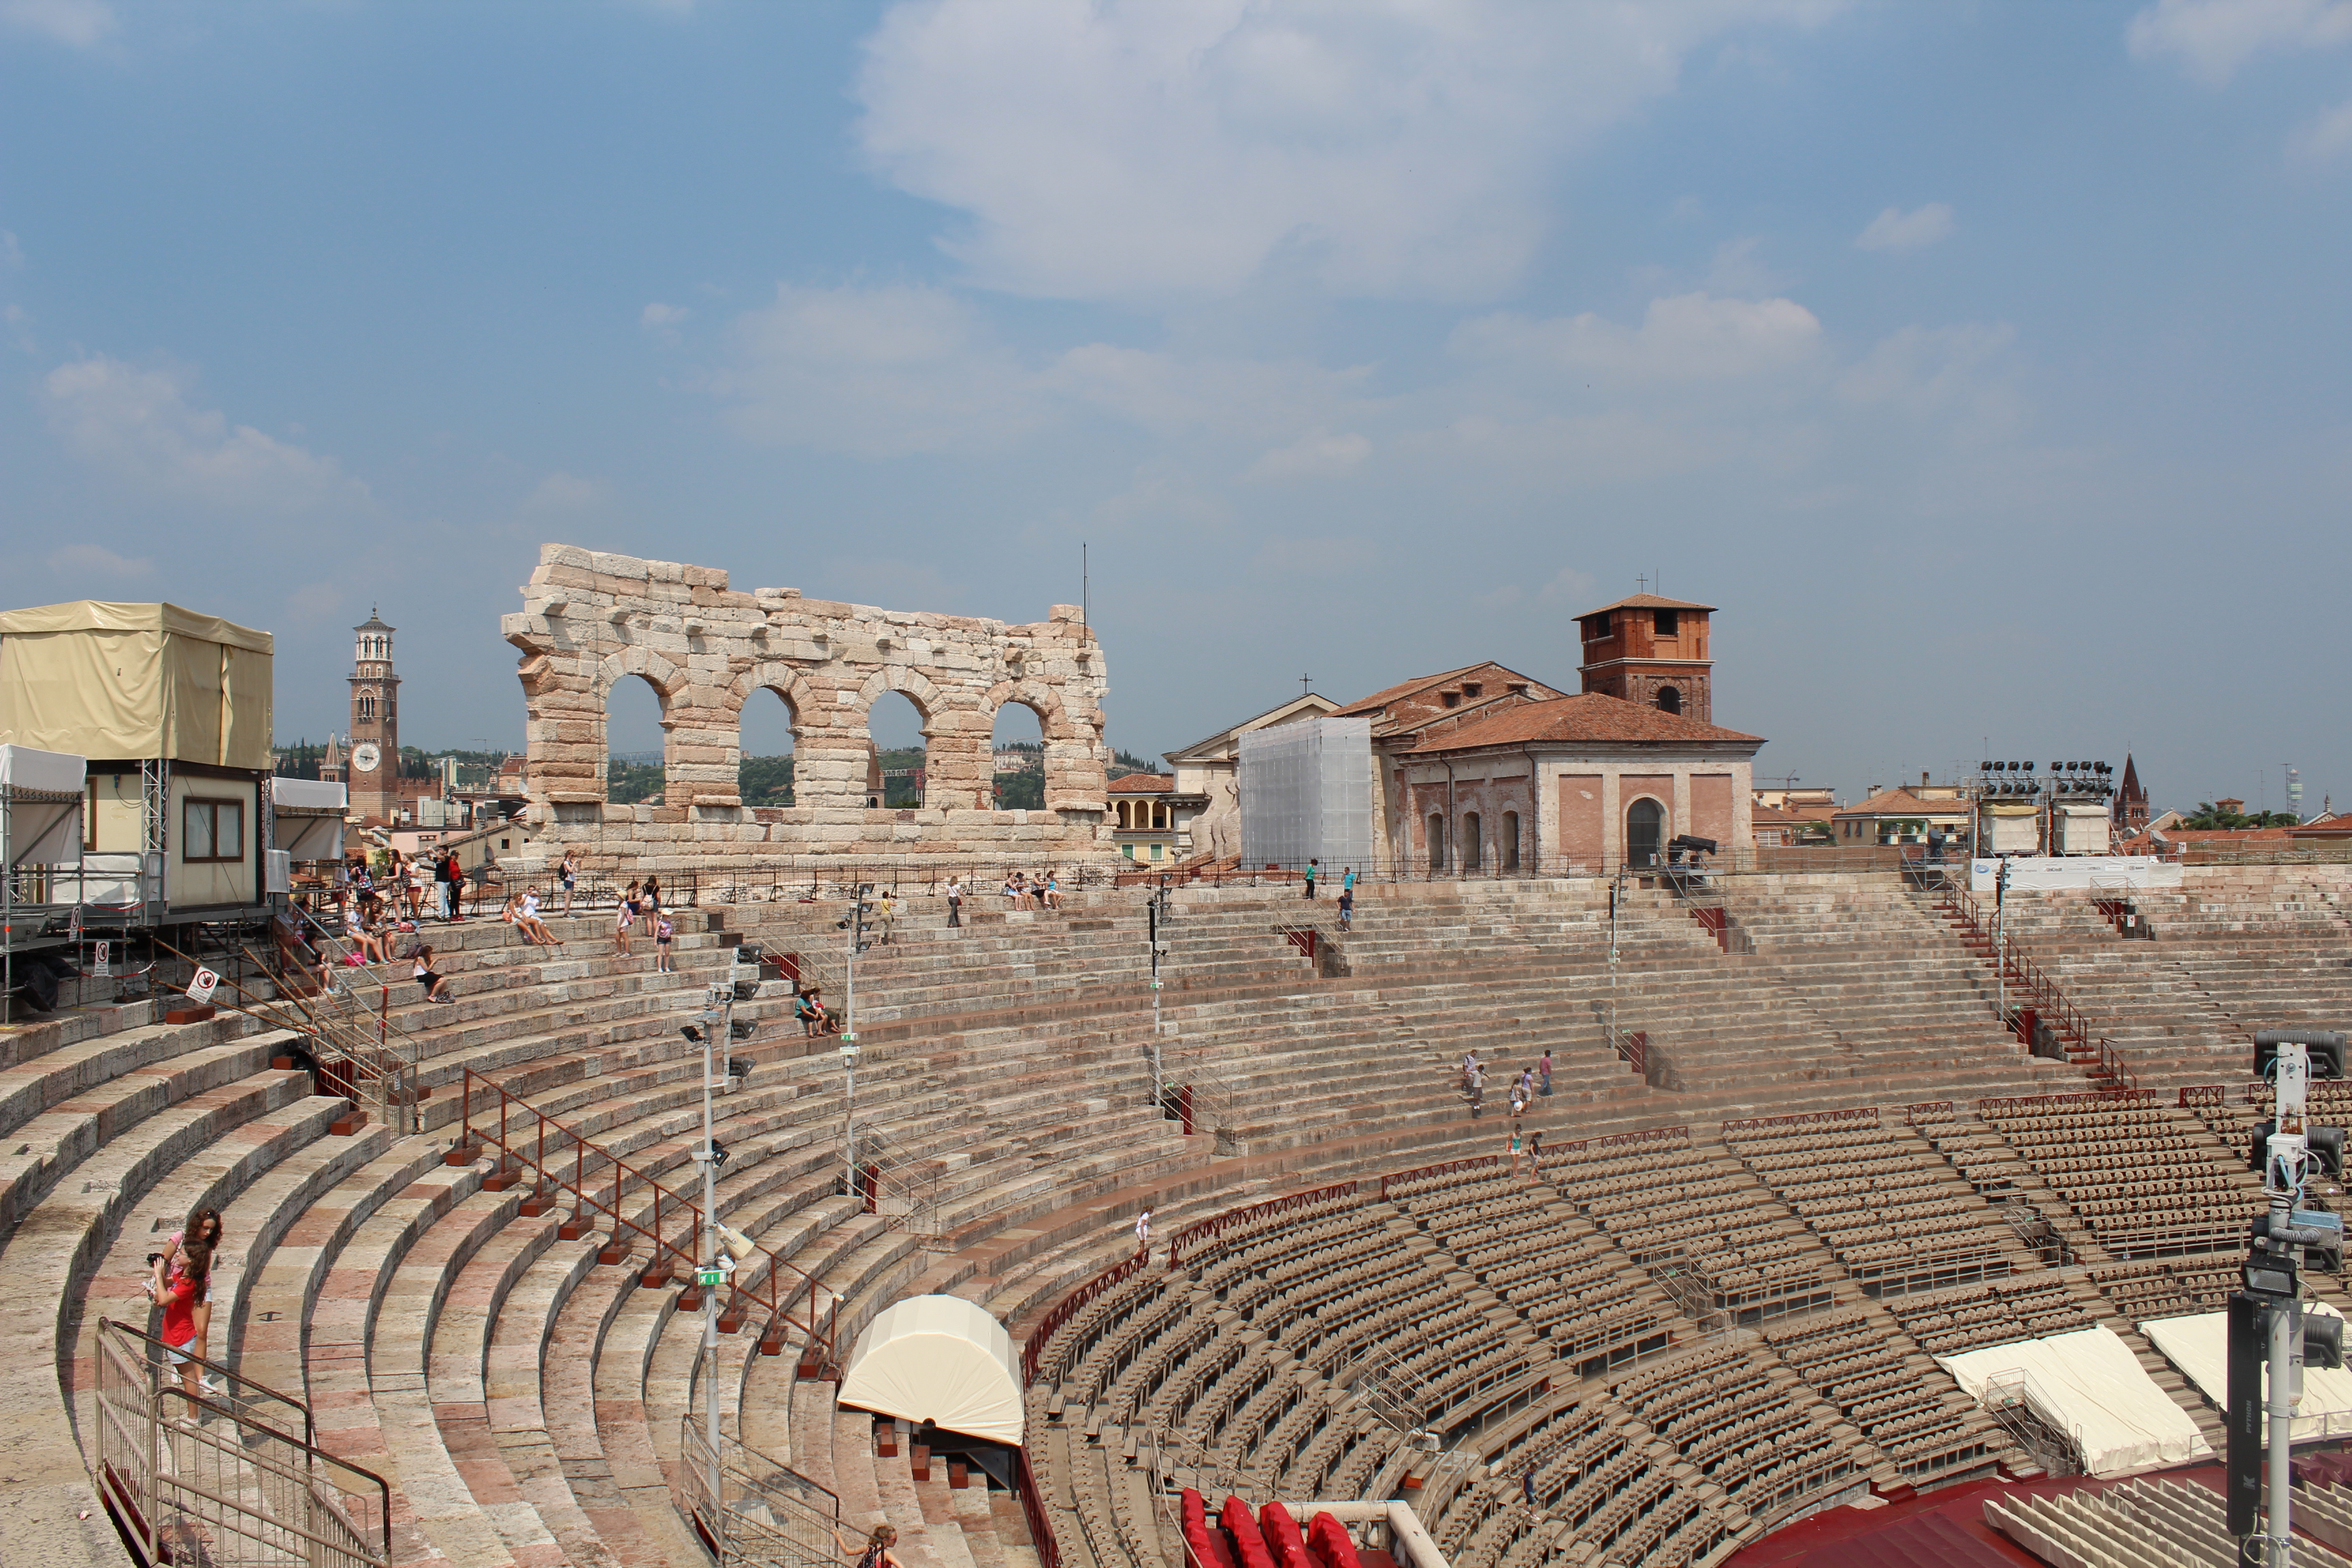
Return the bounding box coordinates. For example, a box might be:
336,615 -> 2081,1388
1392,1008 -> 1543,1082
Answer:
679,1417 -> 840,1568
1015,1444 -> 1061,1568
848,1120 -> 943,1244
454,1068 -> 835,1371
1936,889 -> 2134,1092
93,1318 -> 391,1567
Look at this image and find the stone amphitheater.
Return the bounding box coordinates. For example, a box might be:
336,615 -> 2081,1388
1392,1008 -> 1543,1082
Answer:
6,860 -> 2350,1567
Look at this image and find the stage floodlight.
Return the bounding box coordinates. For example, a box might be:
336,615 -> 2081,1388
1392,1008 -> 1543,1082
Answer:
681,1024 -> 705,1044
2312,1315 -> 2347,1370
2244,1253 -> 2298,1296
2314,1126 -> 2347,1176
2257,1030 -> 2348,1081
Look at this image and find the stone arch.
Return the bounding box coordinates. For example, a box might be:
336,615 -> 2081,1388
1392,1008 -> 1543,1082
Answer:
591,647 -> 685,804
1626,796 -> 1667,869
727,662 -> 821,811
983,678 -> 1098,812
852,666 -> 962,810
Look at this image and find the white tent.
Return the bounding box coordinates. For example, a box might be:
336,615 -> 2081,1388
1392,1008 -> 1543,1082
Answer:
2143,1303 -> 2352,1443
836,1294 -> 1024,1446
272,776 -> 348,862
0,745 -> 87,867
1938,1326 -> 2213,1477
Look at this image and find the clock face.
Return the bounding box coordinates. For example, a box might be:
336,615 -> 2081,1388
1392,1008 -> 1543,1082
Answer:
351,742 -> 381,774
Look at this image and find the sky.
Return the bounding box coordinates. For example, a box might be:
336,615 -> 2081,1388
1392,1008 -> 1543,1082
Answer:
3,0 -> 2349,813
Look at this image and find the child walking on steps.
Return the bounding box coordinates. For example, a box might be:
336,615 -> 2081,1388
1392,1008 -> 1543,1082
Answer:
655,913 -> 675,973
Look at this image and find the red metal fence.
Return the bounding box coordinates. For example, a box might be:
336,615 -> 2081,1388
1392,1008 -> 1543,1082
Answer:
453,1068 -> 834,1369
1380,1156 -> 1500,1200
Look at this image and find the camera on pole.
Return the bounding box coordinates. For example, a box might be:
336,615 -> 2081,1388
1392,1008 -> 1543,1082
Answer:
2230,1029 -> 2349,1562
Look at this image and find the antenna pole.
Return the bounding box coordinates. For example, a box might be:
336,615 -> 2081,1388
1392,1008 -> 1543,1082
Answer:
1082,542 -> 1088,628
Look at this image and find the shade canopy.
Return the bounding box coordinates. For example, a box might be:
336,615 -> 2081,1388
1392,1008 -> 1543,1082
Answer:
2144,1303 -> 2352,1444
0,601 -> 274,770
836,1294 -> 1024,1446
1938,1326 -> 2212,1477
0,745 -> 88,866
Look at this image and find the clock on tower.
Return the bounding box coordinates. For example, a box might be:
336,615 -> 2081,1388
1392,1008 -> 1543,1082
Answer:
348,610 -> 401,821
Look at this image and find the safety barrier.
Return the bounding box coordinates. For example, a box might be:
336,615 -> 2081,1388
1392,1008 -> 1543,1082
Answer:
680,1416 -> 839,1568
1547,1124 -> 1688,1158
1936,890 -> 2132,1091
452,1068 -> 834,1371
1015,1444 -> 1061,1568
1977,1088 -> 2155,1116
1020,1252 -> 1147,1388
93,1318 -> 390,1567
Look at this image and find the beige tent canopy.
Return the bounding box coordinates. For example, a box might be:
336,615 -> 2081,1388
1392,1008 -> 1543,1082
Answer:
0,601 -> 274,771
836,1294 -> 1024,1446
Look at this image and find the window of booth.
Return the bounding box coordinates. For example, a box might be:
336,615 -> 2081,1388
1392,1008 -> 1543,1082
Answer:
184,798 -> 245,862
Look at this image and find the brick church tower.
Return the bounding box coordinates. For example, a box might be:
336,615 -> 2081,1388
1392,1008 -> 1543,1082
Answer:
1575,593 -> 1716,723
346,610 -> 400,821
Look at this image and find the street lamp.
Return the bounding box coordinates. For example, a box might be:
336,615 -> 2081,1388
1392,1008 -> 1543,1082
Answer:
683,944 -> 761,1555
836,884 -> 872,1195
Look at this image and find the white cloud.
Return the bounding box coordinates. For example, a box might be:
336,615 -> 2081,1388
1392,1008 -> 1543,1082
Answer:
2294,95 -> 2352,157
521,471 -> 610,511
40,355 -> 371,512
1245,430 -> 1371,481
1855,202 -> 1956,252
1252,534 -> 1381,576
2127,0 -> 2352,85
640,301 -> 689,328
716,282 -> 1047,456
855,0 -> 1845,303
1536,566 -> 1597,605
0,230 -> 22,267
1452,292 -> 1824,383
1,0 -> 116,48
46,542 -> 149,578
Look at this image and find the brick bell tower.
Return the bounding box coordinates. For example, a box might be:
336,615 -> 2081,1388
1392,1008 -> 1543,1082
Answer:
347,610 -> 400,821
1575,593 -> 1716,722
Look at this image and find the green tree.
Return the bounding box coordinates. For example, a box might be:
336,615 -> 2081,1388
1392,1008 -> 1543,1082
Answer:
738,755 -> 795,806
606,757 -> 664,805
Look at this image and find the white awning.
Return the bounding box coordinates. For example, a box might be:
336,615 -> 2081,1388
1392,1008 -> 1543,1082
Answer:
2144,1303 -> 2352,1443
836,1294 -> 1024,1446
272,777 -> 348,812
1,745 -> 87,867
1938,1326 -> 2214,1478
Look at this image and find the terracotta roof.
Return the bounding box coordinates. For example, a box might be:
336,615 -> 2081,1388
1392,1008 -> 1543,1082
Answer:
1334,664 -> 1490,717
1404,693 -> 1761,751
1576,592 -> 1716,617
2293,813 -> 2352,836
2156,826 -> 2302,843
1107,772 -> 1173,793
1834,787 -> 1974,819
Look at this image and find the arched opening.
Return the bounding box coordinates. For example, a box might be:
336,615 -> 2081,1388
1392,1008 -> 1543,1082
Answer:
1427,812 -> 1446,872
1502,811 -> 1521,872
739,688 -> 798,807
1656,686 -> 1682,716
991,702 -> 1046,811
1463,811 -> 1483,872
1626,798 -> 1665,869
868,691 -> 927,808
605,674 -> 668,804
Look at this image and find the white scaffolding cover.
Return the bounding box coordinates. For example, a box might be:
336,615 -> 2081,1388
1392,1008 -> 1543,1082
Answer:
1238,717 -> 1373,872
1938,1326 -> 2213,1477
836,1294 -> 1024,1446
2143,1303 -> 2352,1443
0,745 -> 87,867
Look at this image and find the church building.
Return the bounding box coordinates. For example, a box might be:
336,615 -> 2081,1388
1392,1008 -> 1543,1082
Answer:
1362,595 -> 1761,875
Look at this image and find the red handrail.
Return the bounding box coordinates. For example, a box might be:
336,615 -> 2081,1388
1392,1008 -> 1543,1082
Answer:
456,1068 -> 832,1367
1162,1181 -> 1358,1267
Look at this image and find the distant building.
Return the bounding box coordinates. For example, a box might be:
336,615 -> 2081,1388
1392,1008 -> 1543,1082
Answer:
1576,593 -> 1716,721
1107,772 -> 1205,865
1162,693 -> 1345,860
1832,783 -> 1974,847
2112,754 -> 2150,835
346,610 -> 402,823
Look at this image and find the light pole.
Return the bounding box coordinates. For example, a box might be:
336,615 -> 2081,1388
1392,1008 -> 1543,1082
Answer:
685,957 -> 744,1558
1147,885 -> 1166,1110
840,884 -> 869,1196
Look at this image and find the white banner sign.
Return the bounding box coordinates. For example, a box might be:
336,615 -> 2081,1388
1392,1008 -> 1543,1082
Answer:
186,968 -> 219,1004
92,941 -> 111,978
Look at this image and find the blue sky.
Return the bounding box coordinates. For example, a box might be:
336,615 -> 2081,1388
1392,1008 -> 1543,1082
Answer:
4,0 -> 2349,813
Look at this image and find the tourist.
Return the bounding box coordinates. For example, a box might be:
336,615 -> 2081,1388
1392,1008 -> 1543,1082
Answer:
1337,885 -> 1354,931
406,851 -> 431,922
945,875 -> 964,928
446,852 -> 468,921
1508,1080 -> 1527,1119
873,892 -> 896,945
1303,858 -> 1318,899
801,986 -> 836,1035
1522,1466 -> 1536,1509
796,987 -> 824,1037
345,898 -> 390,965
436,850 -> 456,921
654,913 -> 675,973
642,876 -> 663,919
1508,1124 -> 1522,1177
559,851 -> 577,916
835,1524 -> 903,1568
1539,1049 -> 1552,1098
1133,1207 -> 1152,1264
1528,1129 -> 1543,1175
1002,872 -> 1024,905
1042,872 -> 1062,911
508,890 -> 559,947
1466,1060 -> 1486,1118
413,943 -> 452,1002
615,883 -> 638,957
148,1237 -> 213,1403
1342,865 -> 1356,897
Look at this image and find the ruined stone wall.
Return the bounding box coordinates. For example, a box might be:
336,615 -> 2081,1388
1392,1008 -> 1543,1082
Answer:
498,544 -> 1113,868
